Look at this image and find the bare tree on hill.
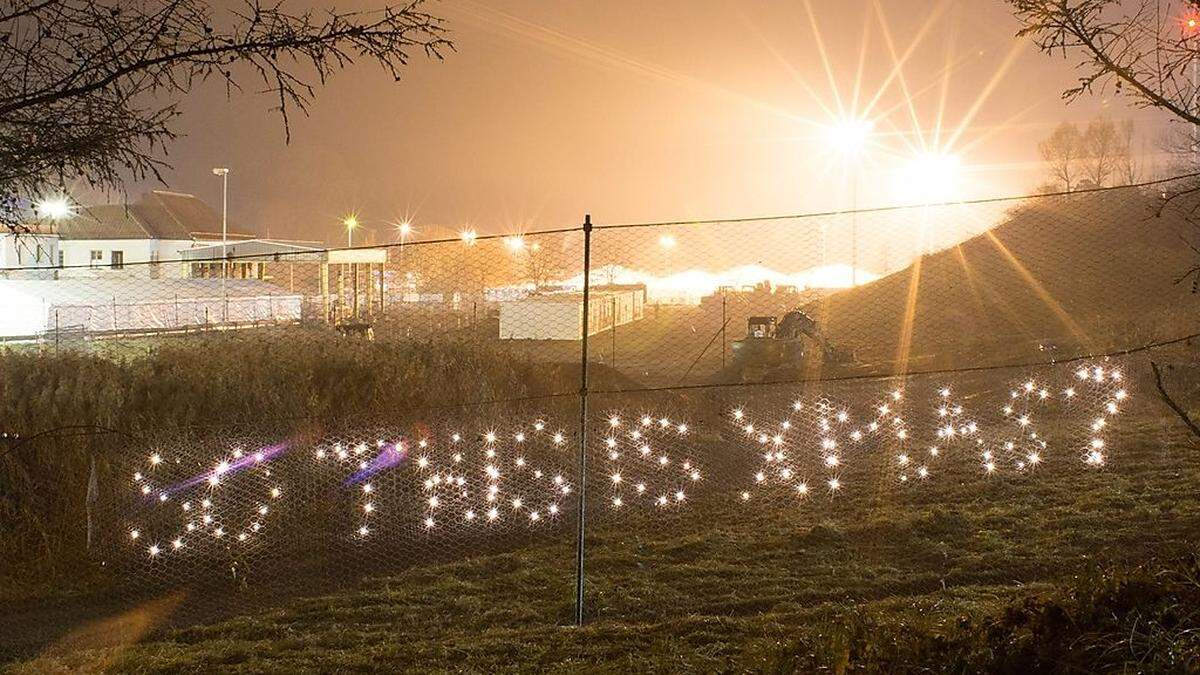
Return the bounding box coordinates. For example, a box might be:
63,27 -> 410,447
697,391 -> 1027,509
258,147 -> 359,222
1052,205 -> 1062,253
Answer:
1037,116 -> 1133,190
1039,121 -> 1084,191
1082,117 -> 1121,186
0,0 -> 452,231
1011,0 -> 1200,437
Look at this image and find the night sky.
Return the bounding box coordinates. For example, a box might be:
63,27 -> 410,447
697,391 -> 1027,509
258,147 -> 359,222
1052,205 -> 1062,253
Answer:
111,0 -> 1176,243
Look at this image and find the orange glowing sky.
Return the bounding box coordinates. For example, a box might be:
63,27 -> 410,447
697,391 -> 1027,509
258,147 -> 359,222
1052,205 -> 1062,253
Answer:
120,0 -> 1174,243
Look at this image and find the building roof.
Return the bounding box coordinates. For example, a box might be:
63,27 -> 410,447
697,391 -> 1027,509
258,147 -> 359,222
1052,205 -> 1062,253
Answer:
180,239 -> 325,261
55,205 -> 150,240
53,191 -> 256,241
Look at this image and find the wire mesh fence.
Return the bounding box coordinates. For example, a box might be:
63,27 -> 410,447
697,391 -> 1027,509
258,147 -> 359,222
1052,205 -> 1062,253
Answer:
3,175 -> 1200,661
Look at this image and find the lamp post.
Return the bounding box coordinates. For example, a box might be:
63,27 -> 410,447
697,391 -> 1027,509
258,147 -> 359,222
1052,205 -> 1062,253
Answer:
343,214 -> 359,247
825,119 -> 873,286
211,168 -> 229,277
397,221 -> 413,244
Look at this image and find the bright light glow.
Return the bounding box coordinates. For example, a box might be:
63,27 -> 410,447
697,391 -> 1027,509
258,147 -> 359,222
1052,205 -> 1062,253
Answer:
894,152 -> 963,205
342,214 -> 359,230
658,234 -> 677,249
34,197 -> 72,220
505,235 -> 525,252
460,229 -> 478,245
397,221 -> 413,238
824,118 -> 874,154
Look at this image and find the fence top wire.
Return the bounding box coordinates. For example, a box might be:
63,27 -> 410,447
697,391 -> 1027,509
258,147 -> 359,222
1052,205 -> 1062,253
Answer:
4,171 -> 1197,273
588,170 -> 1200,230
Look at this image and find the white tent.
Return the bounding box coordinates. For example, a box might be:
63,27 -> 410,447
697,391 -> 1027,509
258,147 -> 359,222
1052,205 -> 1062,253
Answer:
0,278 -> 303,338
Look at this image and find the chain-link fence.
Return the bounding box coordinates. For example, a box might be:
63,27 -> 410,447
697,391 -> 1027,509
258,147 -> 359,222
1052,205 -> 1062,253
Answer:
3,176 -> 1200,661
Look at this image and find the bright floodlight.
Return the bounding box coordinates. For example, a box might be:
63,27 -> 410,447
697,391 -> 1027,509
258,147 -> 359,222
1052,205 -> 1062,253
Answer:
396,221 -> 413,237
825,118 -> 874,154
34,197 -> 72,220
460,229 -> 478,245
342,214 -> 359,230
896,153 -> 963,205
505,235 -> 525,252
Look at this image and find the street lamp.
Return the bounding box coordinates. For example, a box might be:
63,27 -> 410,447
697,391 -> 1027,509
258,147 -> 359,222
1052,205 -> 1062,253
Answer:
396,221 -> 413,242
460,229 -> 478,245
505,235 -> 525,252
343,214 -> 359,247
34,196 -> 72,220
825,118 -> 874,286
212,167 -> 229,276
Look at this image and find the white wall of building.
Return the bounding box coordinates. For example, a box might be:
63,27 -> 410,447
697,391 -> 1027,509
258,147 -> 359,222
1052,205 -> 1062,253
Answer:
0,233 -> 59,269
58,238 -> 197,277
498,290 -> 644,341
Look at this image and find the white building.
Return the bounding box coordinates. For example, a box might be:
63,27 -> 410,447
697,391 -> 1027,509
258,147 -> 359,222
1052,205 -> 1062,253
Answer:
0,278 -> 303,339
0,230 -> 59,271
52,190 -> 256,277
498,287 -> 645,341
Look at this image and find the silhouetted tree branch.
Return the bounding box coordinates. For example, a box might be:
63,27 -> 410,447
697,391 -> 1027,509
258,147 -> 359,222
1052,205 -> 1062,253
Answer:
0,0 -> 451,230
1010,0 -> 1200,124
1151,360 -> 1200,443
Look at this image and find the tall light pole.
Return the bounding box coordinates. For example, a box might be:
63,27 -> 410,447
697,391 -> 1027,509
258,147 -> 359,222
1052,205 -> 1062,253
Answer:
343,214 -> 359,247
826,119 -> 873,286
212,168 -> 229,277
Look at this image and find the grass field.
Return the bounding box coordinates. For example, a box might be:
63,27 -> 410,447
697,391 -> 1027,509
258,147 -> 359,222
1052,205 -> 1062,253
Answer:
6,359 -> 1200,673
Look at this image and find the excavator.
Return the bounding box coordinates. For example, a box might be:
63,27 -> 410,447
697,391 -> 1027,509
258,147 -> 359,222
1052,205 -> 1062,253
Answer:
716,308 -> 853,383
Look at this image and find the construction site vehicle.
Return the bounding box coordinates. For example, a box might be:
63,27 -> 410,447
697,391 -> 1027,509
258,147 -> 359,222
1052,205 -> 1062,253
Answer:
716,308 -> 852,383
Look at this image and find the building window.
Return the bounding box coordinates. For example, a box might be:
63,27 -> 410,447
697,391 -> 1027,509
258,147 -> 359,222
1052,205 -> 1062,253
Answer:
111,250 -> 124,269
89,250 -> 102,266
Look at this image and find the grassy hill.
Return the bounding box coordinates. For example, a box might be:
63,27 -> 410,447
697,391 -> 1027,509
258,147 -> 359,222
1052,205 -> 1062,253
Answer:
812,188 -> 1200,370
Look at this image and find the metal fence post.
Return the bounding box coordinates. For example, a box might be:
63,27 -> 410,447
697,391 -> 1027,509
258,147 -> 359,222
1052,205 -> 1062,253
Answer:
574,213 -> 593,626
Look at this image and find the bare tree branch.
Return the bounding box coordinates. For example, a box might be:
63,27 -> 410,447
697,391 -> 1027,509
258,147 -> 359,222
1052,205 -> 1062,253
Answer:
1151,360 -> 1200,443
1010,0 -> 1200,124
0,0 -> 452,231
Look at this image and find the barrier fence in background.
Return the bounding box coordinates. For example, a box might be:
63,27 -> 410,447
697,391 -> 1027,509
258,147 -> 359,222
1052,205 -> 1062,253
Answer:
3,175 -> 1200,660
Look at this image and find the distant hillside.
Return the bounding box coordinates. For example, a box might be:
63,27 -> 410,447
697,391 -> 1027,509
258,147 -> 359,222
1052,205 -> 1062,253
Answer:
809,187 -> 1200,370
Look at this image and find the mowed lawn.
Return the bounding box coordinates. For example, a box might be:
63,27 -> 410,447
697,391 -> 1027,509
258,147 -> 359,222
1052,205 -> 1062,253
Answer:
8,395 -> 1200,673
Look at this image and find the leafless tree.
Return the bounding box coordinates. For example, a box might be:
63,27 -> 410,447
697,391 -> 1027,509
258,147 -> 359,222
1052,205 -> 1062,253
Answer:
525,240 -> 565,290
0,0 -> 451,231
1012,0 -> 1200,437
1115,118 -> 1143,184
1082,116 -> 1121,186
1010,1 -> 1200,123
1038,121 -> 1084,190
